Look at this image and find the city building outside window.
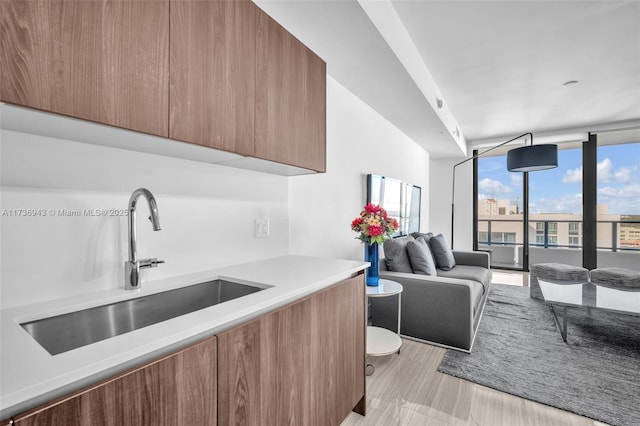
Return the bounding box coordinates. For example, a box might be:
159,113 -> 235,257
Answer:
548,222 -> 558,246
490,232 -> 516,244
569,222 -> 580,246
535,222 -> 544,246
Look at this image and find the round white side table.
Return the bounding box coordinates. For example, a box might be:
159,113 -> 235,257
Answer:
366,279 -> 403,375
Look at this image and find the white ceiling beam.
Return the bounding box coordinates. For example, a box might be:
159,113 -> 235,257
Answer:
471,119 -> 640,149
358,0 -> 466,157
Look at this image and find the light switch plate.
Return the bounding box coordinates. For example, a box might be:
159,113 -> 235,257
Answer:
255,219 -> 269,238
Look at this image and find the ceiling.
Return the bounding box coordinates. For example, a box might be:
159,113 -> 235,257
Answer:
254,0 -> 640,159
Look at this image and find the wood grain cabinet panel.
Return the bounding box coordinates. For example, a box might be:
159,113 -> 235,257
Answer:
170,0 -> 256,155
217,274 -> 365,426
12,337 -> 217,426
0,0 -> 169,137
309,275 -> 366,423
255,10 -> 327,172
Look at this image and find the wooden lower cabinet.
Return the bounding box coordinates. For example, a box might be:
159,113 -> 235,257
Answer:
217,274 -> 366,426
12,336 -> 217,426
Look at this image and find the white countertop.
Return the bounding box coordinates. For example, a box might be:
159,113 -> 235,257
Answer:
0,255 -> 368,419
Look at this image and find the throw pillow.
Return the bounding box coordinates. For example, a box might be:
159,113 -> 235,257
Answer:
382,235 -> 414,273
429,234 -> 456,271
406,237 -> 437,276
410,232 -> 434,244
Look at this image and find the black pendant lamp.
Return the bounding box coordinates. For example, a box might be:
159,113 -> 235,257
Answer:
451,132 -> 558,248
507,141 -> 558,172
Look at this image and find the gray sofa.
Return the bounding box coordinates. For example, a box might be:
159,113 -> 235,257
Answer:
370,234 -> 491,353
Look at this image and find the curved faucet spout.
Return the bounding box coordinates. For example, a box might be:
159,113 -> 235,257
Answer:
126,188 -> 164,290
128,188 -> 161,262
130,188 -> 161,230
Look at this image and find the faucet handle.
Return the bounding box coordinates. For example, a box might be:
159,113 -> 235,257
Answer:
139,258 -> 165,269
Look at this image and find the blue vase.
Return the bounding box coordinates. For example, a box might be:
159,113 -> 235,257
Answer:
365,243 -> 380,286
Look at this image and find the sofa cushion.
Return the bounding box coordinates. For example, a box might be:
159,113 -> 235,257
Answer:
437,265 -> 491,294
429,234 -> 456,270
406,237 -> 437,276
383,235 -> 414,273
531,263 -> 589,284
590,267 -> 640,290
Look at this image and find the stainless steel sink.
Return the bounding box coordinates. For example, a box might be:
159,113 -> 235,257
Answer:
21,279 -> 266,355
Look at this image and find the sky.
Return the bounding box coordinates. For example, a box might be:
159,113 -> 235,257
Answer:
478,142 -> 640,215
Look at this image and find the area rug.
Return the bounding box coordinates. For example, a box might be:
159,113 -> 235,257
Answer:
437,284 -> 640,426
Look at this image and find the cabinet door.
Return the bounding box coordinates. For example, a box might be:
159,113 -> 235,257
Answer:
309,275 -> 366,423
217,274 -> 365,426
170,0 -> 256,155
13,337 -> 216,426
0,0 -> 169,137
255,10 -> 326,172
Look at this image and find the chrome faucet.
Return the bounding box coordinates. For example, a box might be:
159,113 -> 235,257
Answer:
125,188 -> 164,290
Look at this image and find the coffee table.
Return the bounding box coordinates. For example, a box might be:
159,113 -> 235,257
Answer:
538,279 -> 640,342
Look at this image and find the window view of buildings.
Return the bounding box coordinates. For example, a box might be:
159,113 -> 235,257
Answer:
478,198 -> 640,250
476,140 -> 639,269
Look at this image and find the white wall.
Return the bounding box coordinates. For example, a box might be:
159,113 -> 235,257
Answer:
0,130 -> 289,309
288,76 -> 430,261
1,77 -> 436,309
429,157 -> 474,250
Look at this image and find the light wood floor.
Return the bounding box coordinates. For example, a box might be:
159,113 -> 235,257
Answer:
342,339 -> 606,426
343,270 -> 608,426
490,269 -> 529,287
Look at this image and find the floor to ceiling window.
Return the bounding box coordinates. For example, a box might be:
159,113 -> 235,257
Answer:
595,138 -> 640,267
474,133 -> 639,271
476,154 -> 526,270
528,146 -> 584,268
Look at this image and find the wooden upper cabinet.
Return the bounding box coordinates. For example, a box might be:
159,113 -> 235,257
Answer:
0,0 -> 169,137
12,337 -> 217,426
1,0 -> 326,173
170,0 -> 256,155
255,10 -> 327,173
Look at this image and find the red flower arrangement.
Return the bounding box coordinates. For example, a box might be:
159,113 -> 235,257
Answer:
351,203 -> 399,245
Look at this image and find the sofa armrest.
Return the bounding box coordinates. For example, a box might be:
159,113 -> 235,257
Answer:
376,270 -> 475,350
453,250 -> 490,269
